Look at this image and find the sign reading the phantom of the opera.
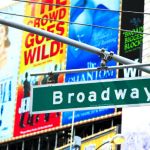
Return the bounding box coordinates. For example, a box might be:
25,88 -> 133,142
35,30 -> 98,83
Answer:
31,78 -> 150,113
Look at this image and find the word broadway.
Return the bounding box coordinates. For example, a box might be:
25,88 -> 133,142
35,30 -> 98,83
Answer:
31,78 -> 150,113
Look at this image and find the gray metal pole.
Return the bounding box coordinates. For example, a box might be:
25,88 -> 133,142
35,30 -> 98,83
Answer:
38,137 -> 41,150
22,141 -> 24,150
30,63 -> 150,76
70,111 -> 75,150
54,133 -> 58,149
6,144 -> 9,150
0,18 -> 150,73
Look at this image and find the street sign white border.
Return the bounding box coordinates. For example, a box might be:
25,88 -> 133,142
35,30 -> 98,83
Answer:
30,77 -> 150,114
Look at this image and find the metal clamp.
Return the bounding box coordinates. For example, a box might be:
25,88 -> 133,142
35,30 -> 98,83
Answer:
100,49 -> 114,68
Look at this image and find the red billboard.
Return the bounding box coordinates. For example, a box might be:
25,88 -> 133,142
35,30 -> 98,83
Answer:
13,0 -> 70,136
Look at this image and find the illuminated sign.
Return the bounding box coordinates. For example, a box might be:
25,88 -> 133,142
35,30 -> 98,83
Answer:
13,0 -> 70,137
62,108 -> 115,125
63,0 -> 120,127
65,0 -> 120,82
119,0 -> 144,78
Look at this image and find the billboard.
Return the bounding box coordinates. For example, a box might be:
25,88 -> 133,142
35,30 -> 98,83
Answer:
63,0 -> 120,125
120,1 -> 146,150
0,0 -> 121,140
119,0 -> 144,78
142,0 -> 150,77
66,0 -> 120,82
62,108 -> 115,125
13,0 -> 70,136
0,3 -> 24,141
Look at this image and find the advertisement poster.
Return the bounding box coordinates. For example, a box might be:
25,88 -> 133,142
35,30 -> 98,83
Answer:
65,0 -> 120,82
120,0 -> 146,149
62,108 -> 115,125
63,0 -> 120,125
0,3 -> 24,141
142,0 -> 150,77
14,0 -> 70,136
119,0 -> 144,78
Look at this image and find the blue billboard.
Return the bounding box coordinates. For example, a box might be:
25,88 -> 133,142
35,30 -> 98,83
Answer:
62,108 -> 115,125
63,0 -> 120,125
65,0 -> 120,82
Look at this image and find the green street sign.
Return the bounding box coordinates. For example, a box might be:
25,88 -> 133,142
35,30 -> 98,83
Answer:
31,77 -> 150,113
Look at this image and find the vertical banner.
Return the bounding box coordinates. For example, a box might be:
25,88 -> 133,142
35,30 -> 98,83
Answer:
119,0 -> 144,78
63,0 -> 120,125
66,0 -> 120,82
120,0 -> 145,149
14,0 -> 70,136
142,0 -> 150,77
0,3 -> 24,141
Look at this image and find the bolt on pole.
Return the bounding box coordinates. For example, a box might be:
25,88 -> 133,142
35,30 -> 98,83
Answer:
0,18 -> 150,73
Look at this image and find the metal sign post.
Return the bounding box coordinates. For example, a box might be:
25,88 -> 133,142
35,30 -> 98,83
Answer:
70,111 -> 75,150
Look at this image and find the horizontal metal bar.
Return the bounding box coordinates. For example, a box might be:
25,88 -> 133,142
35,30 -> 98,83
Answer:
30,63 -> 150,76
0,18 -> 150,73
